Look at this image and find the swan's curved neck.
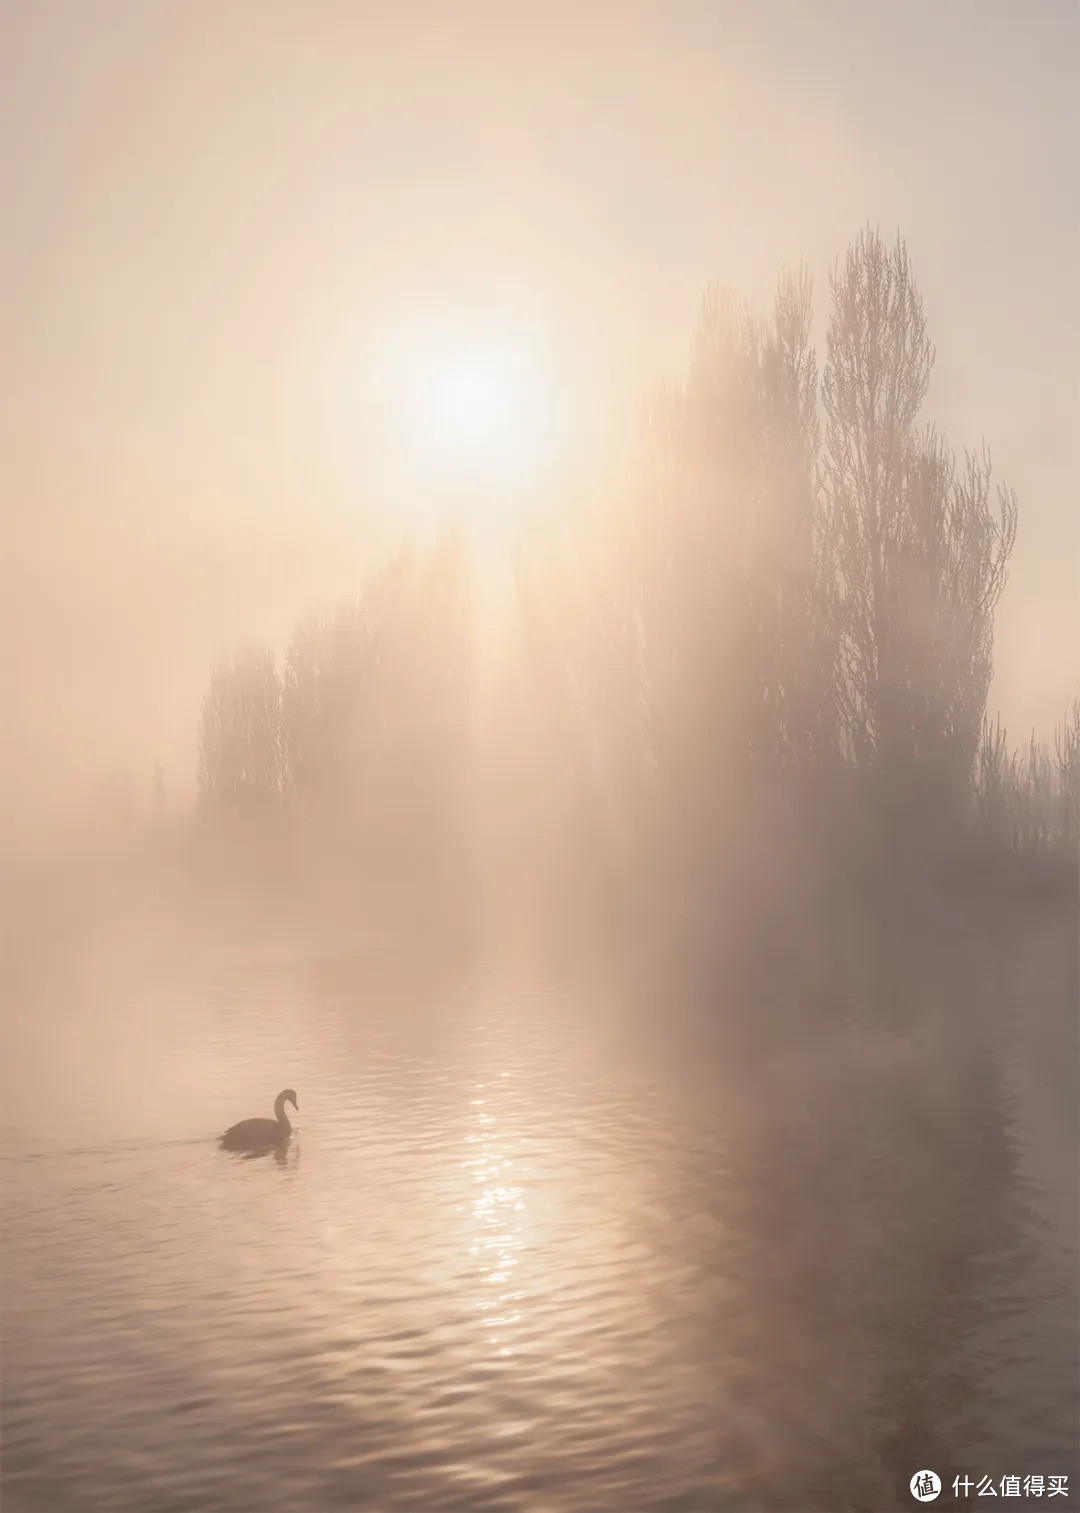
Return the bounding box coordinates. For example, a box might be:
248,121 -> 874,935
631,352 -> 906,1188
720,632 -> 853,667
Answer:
273,1095 -> 292,1130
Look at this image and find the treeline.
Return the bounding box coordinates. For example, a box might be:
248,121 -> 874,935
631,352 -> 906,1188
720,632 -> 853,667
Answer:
973,702 -> 1080,858
194,228 -> 1077,951
196,532 -> 474,928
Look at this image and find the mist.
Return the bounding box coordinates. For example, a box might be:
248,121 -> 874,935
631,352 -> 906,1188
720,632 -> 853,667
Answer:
3,6 -> 1077,1512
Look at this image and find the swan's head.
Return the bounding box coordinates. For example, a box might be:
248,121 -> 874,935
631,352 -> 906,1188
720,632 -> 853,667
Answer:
275,1088 -> 299,1117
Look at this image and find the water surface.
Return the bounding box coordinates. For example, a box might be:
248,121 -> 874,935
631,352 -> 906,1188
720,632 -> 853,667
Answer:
2,931 -> 1076,1511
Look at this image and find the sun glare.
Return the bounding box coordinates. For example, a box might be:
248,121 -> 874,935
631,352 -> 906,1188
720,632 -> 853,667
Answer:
361,305 -> 570,537
435,364 -> 505,440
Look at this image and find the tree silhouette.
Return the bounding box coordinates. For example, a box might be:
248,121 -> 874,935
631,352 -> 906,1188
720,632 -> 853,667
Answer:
196,641 -> 282,816
822,230 -> 1017,836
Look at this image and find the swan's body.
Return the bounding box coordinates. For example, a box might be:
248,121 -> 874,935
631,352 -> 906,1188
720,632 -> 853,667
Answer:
220,1089 -> 298,1155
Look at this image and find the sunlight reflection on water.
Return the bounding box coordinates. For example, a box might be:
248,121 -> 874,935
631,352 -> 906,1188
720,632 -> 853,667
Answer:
465,1083 -> 524,1339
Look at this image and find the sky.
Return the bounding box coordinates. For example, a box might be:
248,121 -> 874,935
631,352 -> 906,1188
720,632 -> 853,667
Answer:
4,0 -> 1077,816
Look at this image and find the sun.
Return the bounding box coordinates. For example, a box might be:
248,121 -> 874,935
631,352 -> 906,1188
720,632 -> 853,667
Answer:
433,362 -> 506,441
362,304 -> 570,537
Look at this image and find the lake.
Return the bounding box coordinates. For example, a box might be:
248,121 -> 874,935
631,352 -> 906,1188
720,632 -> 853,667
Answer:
2,916 -> 1076,1511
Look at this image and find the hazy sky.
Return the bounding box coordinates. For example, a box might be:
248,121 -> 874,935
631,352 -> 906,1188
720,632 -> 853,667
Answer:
4,0 -> 1077,814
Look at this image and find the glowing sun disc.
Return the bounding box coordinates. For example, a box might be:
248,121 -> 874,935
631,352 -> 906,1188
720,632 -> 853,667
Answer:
368,307 -> 567,503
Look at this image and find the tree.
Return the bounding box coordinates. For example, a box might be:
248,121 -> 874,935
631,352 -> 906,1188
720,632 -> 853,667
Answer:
822,228 -> 1016,831
627,265 -> 834,879
281,599 -> 372,807
741,265 -> 836,780
196,641 -> 282,815
273,532 -> 475,898
1053,695 -> 1080,851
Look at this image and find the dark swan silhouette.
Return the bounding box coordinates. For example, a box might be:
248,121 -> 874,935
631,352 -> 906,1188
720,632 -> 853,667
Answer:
220,1089 -> 298,1155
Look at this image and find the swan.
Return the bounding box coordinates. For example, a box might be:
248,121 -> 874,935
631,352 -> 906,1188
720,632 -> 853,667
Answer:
220,1089 -> 298,1155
